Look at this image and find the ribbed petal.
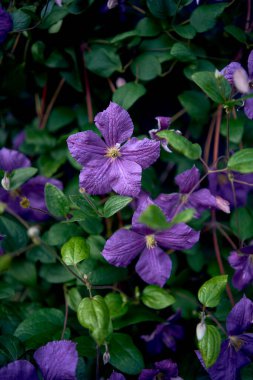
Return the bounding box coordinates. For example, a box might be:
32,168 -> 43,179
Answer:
228,251 -> 253,290
110,158 -> 142,197
188,189 -> 217,214
120,138 -> 160,169
155,223 -> 200,250
240,333 -> 253,356
220,62 -> 243,85
155,116 -> 171,129
67,131 -> 107,166
175,166 -> 200,193
94,102 -> 134,146
135,247 -> 172,287
0,360 -> 38,380
244,97 -> 253,119
79,158 -> 112,195
0,148 -> 31,172
139,369 -> 159,380
102,229 -> 145,267
154,359 -> 179,377
248,50 -> 253,79
132,194 -> 155,234
34,340 -> 78,380
155,193 -> 180,220
0,8 -> 13,44
226,295 -> 253,335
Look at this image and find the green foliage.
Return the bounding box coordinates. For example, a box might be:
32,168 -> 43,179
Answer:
138,204 -> 170,229
191,71 -> 231,104
61,237 -> 90,266
141,285 -> 175,309
230,207 -> 253,240
9,168 -> 37,190
85,45 -> 122,78
198,275 -> 228,308
45,183 -> 70,218
228,149 -> 253,173
112,83 -> 146,110
190,4 -> 228,33
104,293 -> 128,319
103,195 -> 132,218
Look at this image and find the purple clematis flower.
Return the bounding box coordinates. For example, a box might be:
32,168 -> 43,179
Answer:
209,170 -> 253,208
0,7 -> 13,44
228,245 -> 253,290
141,310 -> 184,354
0,340 -> 78,380
108,372 -> 126,380
139,359 -> 183,380
0,148 -> 31,172
102,195 -> 199,287
220,50 -> 253,119
155,166 -> 229,219
149,116 -> 172,153
197,296 -> 253,380
67,102 -> 160,197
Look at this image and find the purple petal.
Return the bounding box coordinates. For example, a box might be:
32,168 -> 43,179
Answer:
247,50 -> 253,79
155,116 -> 171,130
226,295 -> 253,335
120,137 -> 160,169
228,251 -> 253,290
188,189 -> 217,213
94,102 -> 134,146
141,324 -> 165,354
108,372 -> 126,380
34,340 -> 78,380
135,247 -> 172,287
67,131 -> 107,166
110,158 -> 142,197
240,333 -> 253,356
102,229 -> 145,267
240,245 -> 253,254
220,62 -> 243,85
154,359 -> 179,377
138,369 -> 159,380
79,158 -> 112,195
13,131 -> 26,150
0,360 -> 38,380
155,193 -> 180,220
0,148 -> 31,172
0,8 -> 13,44
244,97 -> 253,119
132,194 -> 155,234
155,223 -> 200,250
175,166 -> 200,193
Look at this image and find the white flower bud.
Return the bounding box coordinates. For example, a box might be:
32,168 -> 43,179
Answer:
103,350 -> 110,365
215,69 -> 222,79
196,322 -> 206,341
27,226 -> 40,239
216,196 -> 230,214
116,77 -> 126,88
233,68 -> 250,94
107,0 -> 118,9
1,174 -> 10,191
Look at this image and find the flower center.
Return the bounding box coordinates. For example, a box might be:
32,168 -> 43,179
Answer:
229,336 -> 244,351
145,234 -> 157,249
105,146 -> 121,159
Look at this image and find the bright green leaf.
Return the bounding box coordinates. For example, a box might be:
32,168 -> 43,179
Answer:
131,54 -> 161,81
61,236 -> 90,266
198,275 -> 228,308
9,167 -> 38,190
112,83 -> 146,110
191,71 -> 231,103
227,149 -> 253,173
103,195 -> 132,218
45,183 -> 70,218
198,325 -> 221,368
138,204 -> 170,230
141,285 -> 175,310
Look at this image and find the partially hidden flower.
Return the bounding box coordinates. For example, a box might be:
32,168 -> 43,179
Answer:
149,116 -> 172,153
0,148 -> 31,172
108,372 -> 126,380
0,7 -> 13,44
197,296 -> 253,380
0,340 -> 78,380
139,359 -> 183,380
141,310 -> 184,354
67,102 -> 160,197
208,170 -> 253,208
228,245 -> 253,290
156,166 -> 229,219
102,194 -> 199,287
220,50 -> 253,119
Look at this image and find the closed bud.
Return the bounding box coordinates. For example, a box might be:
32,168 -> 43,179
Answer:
116,77 -> 126,88
107,0 -> 118,9
196,322 -> 206,341
216,196 -> 230,214
103,350 -> 110,365
1,174 -> 10,191
27,226 -> 40,244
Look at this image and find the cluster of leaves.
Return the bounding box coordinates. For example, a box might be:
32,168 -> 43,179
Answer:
1,0 -> 253,379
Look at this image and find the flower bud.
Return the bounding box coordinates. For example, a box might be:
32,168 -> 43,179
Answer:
196,322 -> 206,341
216,196 -> 230,214
116,77 -> 126,88
1,174 -> 10,191
27,226 -> 40,240
103,350 -> 110,365
107,0 -> 118,9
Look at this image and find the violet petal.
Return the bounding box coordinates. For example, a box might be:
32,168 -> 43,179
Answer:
79,158 -> 112,195
0,148 -> 31,172
244,97 -> 253,119
120,137 -> 160,169
226,295 -> 253,335
220,62 -> 243,85
175,166 -> 200,193
155,223 -> 200,250
0,8 -> 13,44
110,158 -> 142,197
247,50 -> 253,79
0,360 -> 38,380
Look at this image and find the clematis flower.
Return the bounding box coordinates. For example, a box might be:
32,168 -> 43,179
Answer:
220,51 -> 253,119
197,296 -> 253,380
0,7 -> 13,44
0,148 -> 31,172
208,170 -> 253,208
67,102 -> 160,197
141,310 -> 184,354
102,195 -> 199,287
139,359 -> 183,380
0,340 -> 78,380
228,245 -> 253,290
155,166 -> 229,219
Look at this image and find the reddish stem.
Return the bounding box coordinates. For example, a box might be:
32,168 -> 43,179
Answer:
212,105 -> 222,168
39,78 -> 65,129
82,50 -> 93,123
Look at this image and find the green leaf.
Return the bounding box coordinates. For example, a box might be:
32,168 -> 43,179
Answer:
0,216 -> 28,252
14,309 -> 64,350
39,7 -> 68,29
85,45 -> 122,78
198,325 -> 221,368
45,183 -> 70,218
8,259 -> 37,287
173,24 -> 196,39
39,263 -> 75,283
157,130 -> 202,160
113,305 -> 162,329
191,71 -> 231,104
190,4 -> 228,33
77,295 -> 112,346
61,237 -> 90,266
9,168 -> 37,190
169,208 -> 195,227
227,149 -> 253,173
109,333 -> 144,375
42,223 -> 83,246
178,90 -> 210,123
147,0 -> 177,19
138,204 -> 170,230
47,107 -> 75,132
11,9 -> 31,31
0,335 -> 24,363
112,83 -> 146,110
220,116 -> 244,143
75,336 -> 96,358
0,284 -> 15,300
170,43 -> 196,62
103,195 -> 132,218
79,259 -> 128,285
131,54 -> 161,81
230,207 -> 253,240
105,293 -> 128,319
224,25 -> 246,43
66,288 -> 82,312
141,285 -> 175,310
198,275 -> 228,308
136,17 -> 161,37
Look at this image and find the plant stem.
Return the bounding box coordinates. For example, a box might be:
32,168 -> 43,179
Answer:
61,285 -> 69,340
39,78 -> 65,129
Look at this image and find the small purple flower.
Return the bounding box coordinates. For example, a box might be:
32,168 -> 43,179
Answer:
209,170 -> 253,208
149,116 -> 172,153
108,372 -> 126,380
139,359 -> 183,380
0,340 -> 78,380
0,148 -> 31,173
141,310 -> 184,354
156,166 -> 229,219
102,195 -> 199,287
0,7 -> 13,44
228,245 -> 253,290
67,102 -> 160,197
220,51 -> 253,119
197,296 -> 253,380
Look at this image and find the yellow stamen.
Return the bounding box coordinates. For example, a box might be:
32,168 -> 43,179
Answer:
105,146 -> 121,159
145,234 -> 157,249
229,336 -> 244,351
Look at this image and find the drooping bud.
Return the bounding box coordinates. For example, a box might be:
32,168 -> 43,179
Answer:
233,68 -> 250,94
27,226 -> 40,244
196,321 -> 206,341
107,0 -> 118,9
1,173 -> 10,191
103,345 -> 110,365
216,196 -> 230,214
116,77 -> 126,88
